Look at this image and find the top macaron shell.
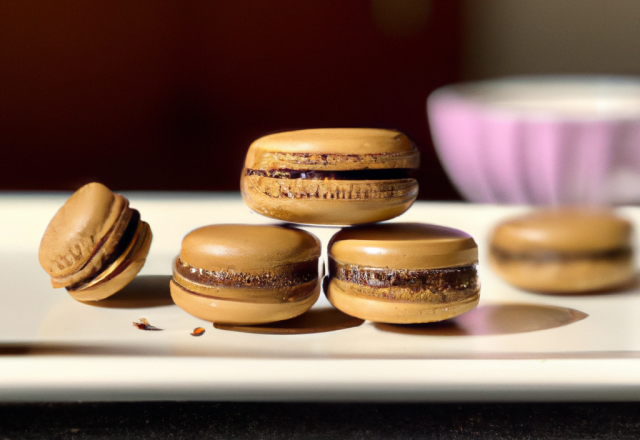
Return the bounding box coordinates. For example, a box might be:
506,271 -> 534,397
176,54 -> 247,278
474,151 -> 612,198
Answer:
490,208 -> 633,254
38,182 -> 127,279
329,223 -> 479,269
244,128 -> 420,171
179,224 -> 322,272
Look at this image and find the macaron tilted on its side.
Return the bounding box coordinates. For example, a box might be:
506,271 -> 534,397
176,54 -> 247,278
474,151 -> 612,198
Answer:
170,225 -> 322,324
38,182 -> 153,301
241,128 -> 420,225
326,223 -> 480,323
489,208 -> 636,293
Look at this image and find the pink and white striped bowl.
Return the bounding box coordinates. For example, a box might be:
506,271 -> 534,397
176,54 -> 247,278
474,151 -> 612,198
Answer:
427,76 -> 640,205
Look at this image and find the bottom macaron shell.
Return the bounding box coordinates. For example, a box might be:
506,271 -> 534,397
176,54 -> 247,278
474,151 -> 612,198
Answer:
169,280 -> 321,324
489,254 -> 636,293
325,278 -> 479,324
241,174 -> 418,225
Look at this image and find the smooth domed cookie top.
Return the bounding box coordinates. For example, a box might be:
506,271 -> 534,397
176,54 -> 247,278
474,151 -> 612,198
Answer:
329,223 -> 478,270
244,128 -> 419,170
180,224 -> 321,271
38,182 -> 127,278
250,128 -> 413,154
490,208 -> 633,254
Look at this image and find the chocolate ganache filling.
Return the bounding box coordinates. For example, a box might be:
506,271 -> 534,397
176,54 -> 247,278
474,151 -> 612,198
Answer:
245,168 -> 412,181
174,257 -> 318,289
329,258 -> 478,302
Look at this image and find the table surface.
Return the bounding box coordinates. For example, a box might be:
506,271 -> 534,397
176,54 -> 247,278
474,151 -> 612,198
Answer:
3,401 -> 640,439
2,192 -> 640,402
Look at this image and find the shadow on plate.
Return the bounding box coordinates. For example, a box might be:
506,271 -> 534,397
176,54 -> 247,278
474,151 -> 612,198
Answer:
214,308 -> 364,335
374,303 -> 588,336
79,275 -> 174,309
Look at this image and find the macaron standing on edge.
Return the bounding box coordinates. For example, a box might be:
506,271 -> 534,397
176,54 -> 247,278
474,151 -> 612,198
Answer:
170,224 -> 322,324
326,223 -> 480,324
241,128 -> 420,226
38,182 -> 153,301
489,208 -> 636,293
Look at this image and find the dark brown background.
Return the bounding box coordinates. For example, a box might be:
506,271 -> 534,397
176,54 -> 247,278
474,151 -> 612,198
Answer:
0,0 -> 462,199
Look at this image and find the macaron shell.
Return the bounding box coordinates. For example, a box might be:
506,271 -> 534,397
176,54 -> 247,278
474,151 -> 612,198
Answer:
488,251 -> 636,293
329,223 -> 478,270
326,278 -> 479,324
241,174 -> 418,225
169,279 -> 321,324
39,183 -> 127,278
490,208 -> 633,254
180,224 -> 321,272
69,221 -> 153,301
245,128 -> 419,171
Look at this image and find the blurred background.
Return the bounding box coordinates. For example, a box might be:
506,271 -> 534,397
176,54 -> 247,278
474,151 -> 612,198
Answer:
2,0 -> 640,199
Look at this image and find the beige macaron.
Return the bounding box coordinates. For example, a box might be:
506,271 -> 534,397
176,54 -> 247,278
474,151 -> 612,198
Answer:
170,224 -> 322,324
326,223 -> 480,324
38,182 -> 153,301
489,208 -> 636,293
240,128 -> 420,225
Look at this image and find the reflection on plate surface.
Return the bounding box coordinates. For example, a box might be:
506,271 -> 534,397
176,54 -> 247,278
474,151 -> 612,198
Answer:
374,304 -> 588,336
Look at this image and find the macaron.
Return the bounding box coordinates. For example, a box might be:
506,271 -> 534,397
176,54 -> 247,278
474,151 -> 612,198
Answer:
240,128 -> 420,225
489,208 -> 636,293
38,182 -> 153,301
326,223 -> 480,323
170,224 -> 322,324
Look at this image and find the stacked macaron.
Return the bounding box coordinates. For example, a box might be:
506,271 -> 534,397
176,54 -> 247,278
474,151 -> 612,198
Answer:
169,224 -> 322,325
326,223 -> 480,324
236,128 -> 481,324
168,128 -> 480,325
240,128 -> 420,226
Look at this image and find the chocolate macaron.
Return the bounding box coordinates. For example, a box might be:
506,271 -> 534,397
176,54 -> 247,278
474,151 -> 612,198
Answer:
241,128 -> 420,225
326,223 -> 480,323
39,182 -> 153,301
489,208 -> 636,293
170,225 -> 322,324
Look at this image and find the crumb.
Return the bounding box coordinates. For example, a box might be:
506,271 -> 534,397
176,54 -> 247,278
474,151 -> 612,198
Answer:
191,327 -> 205,336
132,318 -> 163,331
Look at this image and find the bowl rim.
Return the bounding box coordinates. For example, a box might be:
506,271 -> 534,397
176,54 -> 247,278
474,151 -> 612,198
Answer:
428,75 -> 640,122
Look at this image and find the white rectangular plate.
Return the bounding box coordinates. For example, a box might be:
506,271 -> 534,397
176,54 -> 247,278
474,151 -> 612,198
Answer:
2,192 -> 640,402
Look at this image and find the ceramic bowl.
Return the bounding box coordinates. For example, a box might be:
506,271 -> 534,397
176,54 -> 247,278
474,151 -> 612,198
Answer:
427,76 -> 640,205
